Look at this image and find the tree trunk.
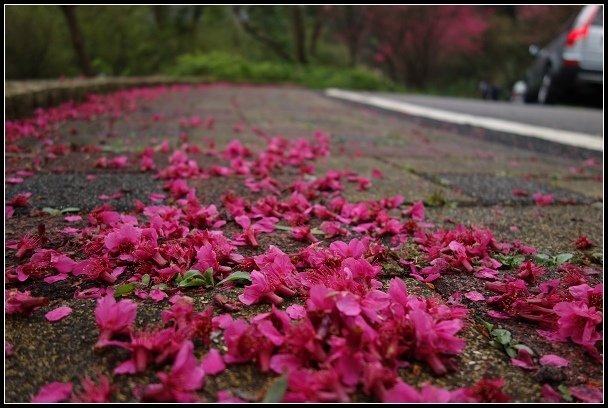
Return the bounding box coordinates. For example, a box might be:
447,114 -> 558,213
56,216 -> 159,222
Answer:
291,6 -> 308,65
343,6 -> 362,67
308,6 -> 327,58
59,5 -> 95,77
232,6 -> 294,63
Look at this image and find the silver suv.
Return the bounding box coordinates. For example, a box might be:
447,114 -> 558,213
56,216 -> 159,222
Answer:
524,5 -> 603,104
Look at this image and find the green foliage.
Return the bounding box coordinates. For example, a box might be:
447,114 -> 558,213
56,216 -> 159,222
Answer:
532,253 -> 573,268
42,207 -> 81,216
495,253 -> 525,269
175,268 -> 214,288
217,271 -> 252,286
168,51 -> 397,91
489,327 -> 535,359
114,283 -> 136,297
262,375 -> 289,403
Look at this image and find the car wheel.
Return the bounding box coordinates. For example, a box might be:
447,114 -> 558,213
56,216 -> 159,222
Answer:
537,72 -> 558,104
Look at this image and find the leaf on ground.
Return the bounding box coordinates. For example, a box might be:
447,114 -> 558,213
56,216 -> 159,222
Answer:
557,384 -> 573,402
274,225 -> 293,232
114,283 -> 135,297
217,271 -> 251,286
60,207 -> 80,214
176,269 -> 213,288
491,328 -> 512,346
554,253 -> 573,265
262,375 -> 288,403
42,207 -> 62,216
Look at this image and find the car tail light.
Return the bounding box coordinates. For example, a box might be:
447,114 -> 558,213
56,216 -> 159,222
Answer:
565,25 -> 589,47
565,5 -> 600,47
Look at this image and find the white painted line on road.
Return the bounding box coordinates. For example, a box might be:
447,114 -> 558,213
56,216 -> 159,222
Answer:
325,88 -> 603,152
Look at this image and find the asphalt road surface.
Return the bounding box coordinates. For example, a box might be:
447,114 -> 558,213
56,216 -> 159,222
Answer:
354,92 -> 603,137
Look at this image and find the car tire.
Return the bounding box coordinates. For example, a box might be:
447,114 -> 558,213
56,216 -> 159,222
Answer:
537,71 -> 558,105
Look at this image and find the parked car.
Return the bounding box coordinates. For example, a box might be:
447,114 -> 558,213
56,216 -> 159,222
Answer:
524,4 -> 603,105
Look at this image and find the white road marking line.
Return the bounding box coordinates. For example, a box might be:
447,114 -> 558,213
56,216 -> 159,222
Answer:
325,88 -> 603,152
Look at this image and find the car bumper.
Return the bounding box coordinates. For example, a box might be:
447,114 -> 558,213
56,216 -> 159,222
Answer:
555,66 -> 602,88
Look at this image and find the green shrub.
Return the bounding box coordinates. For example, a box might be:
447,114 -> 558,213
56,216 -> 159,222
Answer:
168,51 -> 398,91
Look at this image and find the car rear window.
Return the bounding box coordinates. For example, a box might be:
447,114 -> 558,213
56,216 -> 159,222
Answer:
592,6 -> 602,26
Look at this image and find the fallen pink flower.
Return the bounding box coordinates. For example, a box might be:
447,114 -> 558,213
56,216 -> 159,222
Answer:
574,235 -> 593,250
32,382 -> 73,403
104,224 -> 142,261
403,201 -> 426,221
5,341 -> 14,356
73,256 -> 117,284
462,378 -> 511,402
45,306 -> 72,322
539,354 -> 569,367
533,193 -> 554,206
94,294 -> 137,348
141,340 -> 204,403
5,289 -> 49,315
71,374 -> 112,403
371,168 -> 384,179
8,192 -> 32,207
553,301 -> 602,347
516,260 -> 546,283
6,205 -> 14,218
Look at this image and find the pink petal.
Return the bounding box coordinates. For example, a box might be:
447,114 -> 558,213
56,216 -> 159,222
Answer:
6,206 -> 14,218
45,306 -> 73,322
149,193 -> 166,202
43,274 -> 69,284
7,177 -> 24,184
32,382 -> 73,402
336,293 -> 361,316
202,349 -> 226,375
114,359 -> 137,375
537,329 -> 566,342
474,268 -> 499,280
212,314 -> 233,329
149,289 -> 167,303
511,349 -> 536,370
5,341 -> 14,356
569,385 -> 603,403
64,215 -> 82,222
539,354 -> 569,367
464,291 -> 485,302
487,310 -> 511,319
285,304 -> 306,320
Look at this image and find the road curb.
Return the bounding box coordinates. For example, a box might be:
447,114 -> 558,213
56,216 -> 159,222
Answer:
5,76 -> 208,119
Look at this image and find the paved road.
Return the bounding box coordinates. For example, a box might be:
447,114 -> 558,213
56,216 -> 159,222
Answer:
358,92 -> 603,137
